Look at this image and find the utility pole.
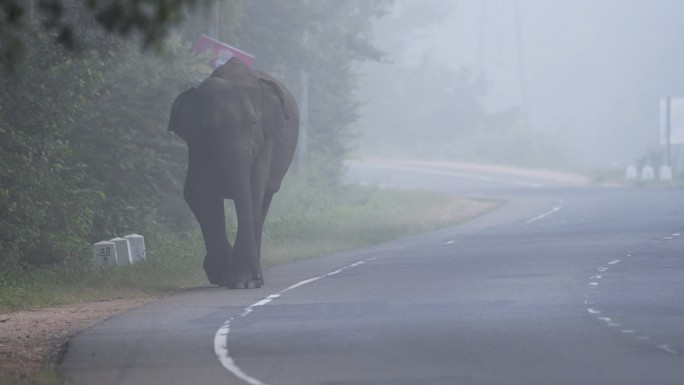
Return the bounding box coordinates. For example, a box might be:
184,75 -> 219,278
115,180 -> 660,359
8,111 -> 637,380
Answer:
666,96 -> 672,167
513,0 -> 528,118
298,40 -> 309,183
476,0 -> 487,77
297,1 -> 310,184
24,0 -> 34,23
209,0 -> 220,39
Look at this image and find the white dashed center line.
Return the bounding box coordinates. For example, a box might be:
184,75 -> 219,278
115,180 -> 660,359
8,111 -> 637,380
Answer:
585,232 -> 682,355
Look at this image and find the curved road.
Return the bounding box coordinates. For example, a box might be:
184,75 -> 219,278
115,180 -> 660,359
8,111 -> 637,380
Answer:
61,160 -> 684,385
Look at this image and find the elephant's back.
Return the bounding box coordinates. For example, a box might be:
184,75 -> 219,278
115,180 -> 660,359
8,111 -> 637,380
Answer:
210,57 -> 250,79
199,73 -> 258,94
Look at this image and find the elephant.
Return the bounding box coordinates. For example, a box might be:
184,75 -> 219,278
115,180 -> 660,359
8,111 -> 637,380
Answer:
168,57 -> 299,289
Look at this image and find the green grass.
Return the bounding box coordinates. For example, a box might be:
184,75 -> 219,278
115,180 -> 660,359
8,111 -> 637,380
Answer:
262,184 -> 498,262
0,233 -> 206,311
0,183 -> 498,313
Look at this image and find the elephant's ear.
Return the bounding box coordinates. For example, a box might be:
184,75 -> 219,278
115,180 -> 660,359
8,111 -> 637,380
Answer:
168,87 -> 199,142
258,77 -> 291,138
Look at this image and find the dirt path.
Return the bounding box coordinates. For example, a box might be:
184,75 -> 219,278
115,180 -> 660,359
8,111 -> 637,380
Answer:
359,158 -> 593,186
0,298 -> 155,381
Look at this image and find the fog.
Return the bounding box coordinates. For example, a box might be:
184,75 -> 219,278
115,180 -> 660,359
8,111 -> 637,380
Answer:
355,0 -> 684,170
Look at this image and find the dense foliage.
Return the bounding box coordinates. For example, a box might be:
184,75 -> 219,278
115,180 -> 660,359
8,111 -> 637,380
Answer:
0,28 -> 100,267
0,0 -> 391,269
0,26 -> 203,269
0,0 -> 218,67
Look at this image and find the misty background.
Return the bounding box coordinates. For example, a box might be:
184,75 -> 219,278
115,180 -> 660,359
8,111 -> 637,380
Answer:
355,0 -> 684,170
2,0 -> 683,272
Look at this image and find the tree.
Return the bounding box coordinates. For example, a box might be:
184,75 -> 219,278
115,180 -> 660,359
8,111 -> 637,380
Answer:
0,0 -> 225,69
0,27 -> 102,267
238,0 -> 393,181
67,37 -> 204,240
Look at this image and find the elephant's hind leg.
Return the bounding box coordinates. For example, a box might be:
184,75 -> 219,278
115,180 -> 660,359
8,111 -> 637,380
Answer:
185,147 -> 232,286
252,191 -> 275,287
195,198 -> 231,286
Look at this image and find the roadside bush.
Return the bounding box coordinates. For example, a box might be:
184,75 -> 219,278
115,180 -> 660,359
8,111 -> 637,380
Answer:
69,36 -> 201,240
0,28 -> 201,269
0,29 -> 101,268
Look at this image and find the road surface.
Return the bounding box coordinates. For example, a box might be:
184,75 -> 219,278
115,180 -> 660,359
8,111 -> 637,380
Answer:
61,159 -> 684,385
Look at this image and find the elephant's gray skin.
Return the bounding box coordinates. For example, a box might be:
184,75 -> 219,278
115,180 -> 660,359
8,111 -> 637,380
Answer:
168,58 -> 299,289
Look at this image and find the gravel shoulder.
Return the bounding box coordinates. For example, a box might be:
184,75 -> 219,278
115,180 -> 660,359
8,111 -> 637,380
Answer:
0,298 -> 155,381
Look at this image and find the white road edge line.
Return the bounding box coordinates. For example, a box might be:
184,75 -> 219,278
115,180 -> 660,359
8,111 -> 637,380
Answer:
658,344 -> 679,354
525,201 -> 564,224
213,321 -> 265,385
214,257 -> 379,385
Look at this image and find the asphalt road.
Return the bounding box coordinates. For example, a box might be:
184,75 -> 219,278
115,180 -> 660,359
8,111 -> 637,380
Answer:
61,160 -> 684,385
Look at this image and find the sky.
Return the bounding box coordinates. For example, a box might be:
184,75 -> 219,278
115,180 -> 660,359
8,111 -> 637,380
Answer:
359,0 -> 684,167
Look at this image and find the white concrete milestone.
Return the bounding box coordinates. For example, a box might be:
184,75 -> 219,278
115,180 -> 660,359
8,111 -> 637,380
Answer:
109,237 -> 133,266
641,165 -> 655,180
625,165 -> 638,180
659,165 -> 673,181
124,234 -> 146,262
92,241 -> 117,266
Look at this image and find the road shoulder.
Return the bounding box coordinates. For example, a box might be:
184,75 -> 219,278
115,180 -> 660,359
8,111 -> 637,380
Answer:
0,298 -> 155,381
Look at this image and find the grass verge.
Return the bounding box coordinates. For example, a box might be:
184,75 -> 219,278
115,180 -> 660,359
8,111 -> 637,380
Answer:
0,184 -> 498,313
